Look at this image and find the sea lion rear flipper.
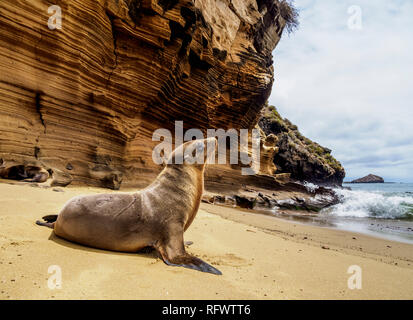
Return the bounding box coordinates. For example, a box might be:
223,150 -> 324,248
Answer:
35,214 -> 58,228
36,220 -> 55,229
42,214 -> 58,223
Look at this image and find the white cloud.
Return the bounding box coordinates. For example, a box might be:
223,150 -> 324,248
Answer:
270,0 -> 413,182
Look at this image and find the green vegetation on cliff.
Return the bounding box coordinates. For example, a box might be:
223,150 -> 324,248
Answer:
259,104 -> 345,185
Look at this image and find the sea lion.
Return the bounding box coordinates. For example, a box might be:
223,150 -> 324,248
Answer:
36,137 -> 221,275
0,161 -> 49,183
21,165 -> 50,183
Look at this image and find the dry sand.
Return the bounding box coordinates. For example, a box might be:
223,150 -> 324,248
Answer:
0,181 -> 412,299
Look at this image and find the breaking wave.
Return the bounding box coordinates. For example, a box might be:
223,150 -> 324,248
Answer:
325,188 -> 413,220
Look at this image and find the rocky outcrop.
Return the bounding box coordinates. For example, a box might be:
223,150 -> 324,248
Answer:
203,182 -> 340,212
259,105 -> 345,186
351,174 -> 384,184
0,0 -> 294,189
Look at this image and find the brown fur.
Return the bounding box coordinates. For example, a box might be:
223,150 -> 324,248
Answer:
36,138 -> 221,275
0,162 -> 49,183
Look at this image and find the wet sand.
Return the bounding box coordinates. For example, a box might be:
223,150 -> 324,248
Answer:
1,182 -> 413,299
254,208 -> 413,245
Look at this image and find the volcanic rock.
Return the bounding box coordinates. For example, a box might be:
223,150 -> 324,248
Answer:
351,174 -> 384,183
258,105 -> 345,186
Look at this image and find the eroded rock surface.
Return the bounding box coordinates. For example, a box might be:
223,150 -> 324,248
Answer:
0,0 -> 289,189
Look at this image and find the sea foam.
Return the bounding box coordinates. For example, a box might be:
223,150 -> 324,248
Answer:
325,188 -> 413,219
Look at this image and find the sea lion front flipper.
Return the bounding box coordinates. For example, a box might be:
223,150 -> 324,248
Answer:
162,253 -> 222,276
156,235 -> 221,275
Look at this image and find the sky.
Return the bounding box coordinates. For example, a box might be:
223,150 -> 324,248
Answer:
269,0 -> 413,182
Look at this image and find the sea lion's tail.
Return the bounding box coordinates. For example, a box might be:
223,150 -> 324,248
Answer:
36,214 -> 58,229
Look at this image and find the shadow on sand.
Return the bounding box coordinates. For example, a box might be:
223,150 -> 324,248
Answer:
47,232 -> 159,261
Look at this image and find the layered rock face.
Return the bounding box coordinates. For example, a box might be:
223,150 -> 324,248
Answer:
259,105 -> 345,186
0,0 -> 289,189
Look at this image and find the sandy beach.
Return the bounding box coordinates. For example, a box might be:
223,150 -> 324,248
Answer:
1,181 -> 413,300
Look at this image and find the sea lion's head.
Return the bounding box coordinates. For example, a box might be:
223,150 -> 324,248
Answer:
167,137 -> 217,170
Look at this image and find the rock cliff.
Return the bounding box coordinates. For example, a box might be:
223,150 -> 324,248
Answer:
259,105 -> 345,186
0,0 -> 293,189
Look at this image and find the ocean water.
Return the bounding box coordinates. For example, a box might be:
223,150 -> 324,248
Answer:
327,183 -> 413,220
273,183 -> 413,244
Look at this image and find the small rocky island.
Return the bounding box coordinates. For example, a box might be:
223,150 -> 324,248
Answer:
351,174 -> 384,183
